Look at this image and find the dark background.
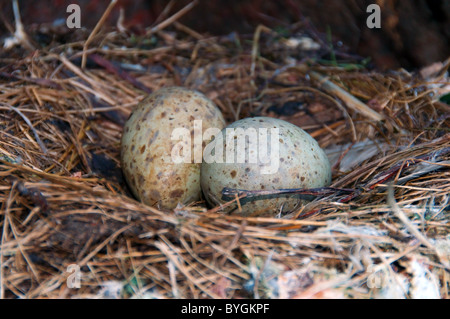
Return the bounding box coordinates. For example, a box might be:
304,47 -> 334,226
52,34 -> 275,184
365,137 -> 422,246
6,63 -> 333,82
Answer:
0,0 -> 448,70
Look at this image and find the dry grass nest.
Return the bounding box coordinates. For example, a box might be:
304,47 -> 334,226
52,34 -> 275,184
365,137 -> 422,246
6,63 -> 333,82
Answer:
0,18 -> 449,299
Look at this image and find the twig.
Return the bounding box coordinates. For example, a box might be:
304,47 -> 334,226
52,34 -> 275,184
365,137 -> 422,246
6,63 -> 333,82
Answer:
222,186 -> 354,198
174,22 -> 204,40
393,160 -> 450,186
153,0 -> 176,26
154,238 -> 221,299
366,147 -> 450,190
251,25 -> 273,86
116,7 -> 126,33
387,183 -> 439,252
5,181 -> 41,283
82,0 -> 118,69
168,260 -> 180,298
148,0 -> 199,34
206,192 -> 248,214
7,0 -> 35,51
387,184 -> 450,268
58,54 -> 117,105
88,54 -> 152,93
310,71 -> 385,121
5,104 -> 48,154
0,71 -> 62,89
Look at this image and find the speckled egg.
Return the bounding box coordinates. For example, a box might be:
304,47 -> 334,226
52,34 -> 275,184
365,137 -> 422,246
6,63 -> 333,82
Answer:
200,117 -> 331,216
121,87 -> 225,209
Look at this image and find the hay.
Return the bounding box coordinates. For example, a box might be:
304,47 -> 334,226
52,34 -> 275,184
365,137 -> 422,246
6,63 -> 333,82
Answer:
0,7 -> 449,299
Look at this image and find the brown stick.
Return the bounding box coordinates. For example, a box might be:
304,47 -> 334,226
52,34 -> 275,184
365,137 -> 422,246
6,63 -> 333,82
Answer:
88,54 -> 152,93
310,71 -> 385,122
5,104 -> 48,154
222,186 -> 354,198
82,0 -> 118,69
148,0 -> 199,34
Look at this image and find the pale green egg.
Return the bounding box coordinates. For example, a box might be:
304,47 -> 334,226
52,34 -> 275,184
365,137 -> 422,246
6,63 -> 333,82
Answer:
200,117 -> 331,216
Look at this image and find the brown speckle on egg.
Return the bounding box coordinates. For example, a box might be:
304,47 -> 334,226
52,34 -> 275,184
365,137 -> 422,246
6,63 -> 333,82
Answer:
121,86 -> 225,209
170,189 -> 185,198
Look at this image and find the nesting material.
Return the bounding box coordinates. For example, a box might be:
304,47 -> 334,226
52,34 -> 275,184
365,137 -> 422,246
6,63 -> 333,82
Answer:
0,11 -> 449,299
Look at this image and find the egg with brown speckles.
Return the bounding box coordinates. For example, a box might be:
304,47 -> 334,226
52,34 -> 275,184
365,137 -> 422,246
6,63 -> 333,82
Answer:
121,87 -> 225,209
200,117 -> 331,216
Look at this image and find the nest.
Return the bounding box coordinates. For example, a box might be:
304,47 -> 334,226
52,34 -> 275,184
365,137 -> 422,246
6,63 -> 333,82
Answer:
0,5 -> 449,299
